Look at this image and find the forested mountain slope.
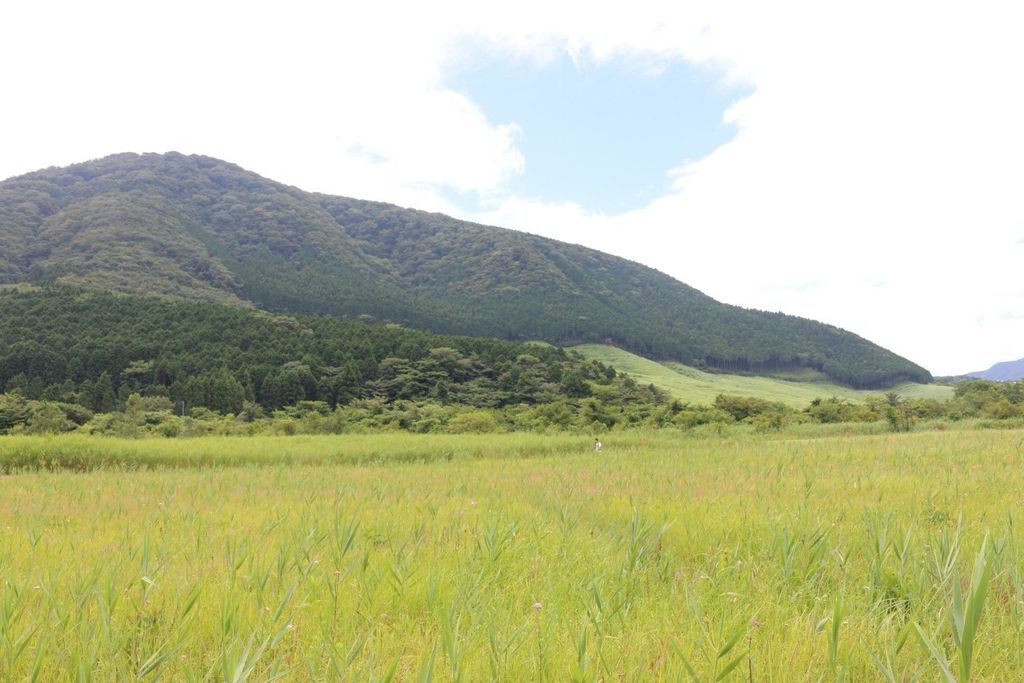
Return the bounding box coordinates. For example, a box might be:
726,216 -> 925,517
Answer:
0,153 -> 931,387
0,287 -> 656,416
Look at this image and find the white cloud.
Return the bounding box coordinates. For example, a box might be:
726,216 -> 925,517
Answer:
3,0 -> 1024,375
456,1 -> 1024,375
0,0 -> 522,212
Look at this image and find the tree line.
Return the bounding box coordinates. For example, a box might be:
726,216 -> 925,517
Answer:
2,288 -> 1014,438
0,287 -> 667,431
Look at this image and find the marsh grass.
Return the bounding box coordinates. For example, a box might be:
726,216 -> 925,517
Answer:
0,429 -> 1022,679
0,433 -> 600,472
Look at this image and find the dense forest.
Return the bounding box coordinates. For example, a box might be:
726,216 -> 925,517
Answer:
0,153 -> 930,388
0,289 -> 1017,439
0,289 -> 1018,438
0,287 -> 669,431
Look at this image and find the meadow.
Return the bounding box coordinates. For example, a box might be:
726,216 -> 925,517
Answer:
2,429 -> 1023,680
572,345 -> 955,406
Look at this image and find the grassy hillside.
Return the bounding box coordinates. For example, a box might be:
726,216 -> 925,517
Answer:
574,344 -> 953,406
0,153 -> 930,388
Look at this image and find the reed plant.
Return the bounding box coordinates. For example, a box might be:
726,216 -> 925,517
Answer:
0,429 -> 1022,678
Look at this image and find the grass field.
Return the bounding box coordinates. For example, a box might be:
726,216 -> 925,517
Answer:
0,433 -> 596,473
2,429 -> 1024,680
573,344 -> 955,407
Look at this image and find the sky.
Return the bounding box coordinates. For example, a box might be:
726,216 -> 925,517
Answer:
2,0 -> 1023,376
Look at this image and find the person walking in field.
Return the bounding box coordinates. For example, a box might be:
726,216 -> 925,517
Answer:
594,438 -> 603,453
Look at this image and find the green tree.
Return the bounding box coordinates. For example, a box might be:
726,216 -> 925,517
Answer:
122,393 -> 144,437
884,392 -> 912,432
0,393 -> 30,433
27,402 -> 71,434
184,369 -> 245,414
448,410 -> 501,433
82,371 -> 117,412
559,369 -> 591,398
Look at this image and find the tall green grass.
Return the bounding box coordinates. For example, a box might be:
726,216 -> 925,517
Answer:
1,429 -> 1022,679
0,433 -> 597,472
2,423 -> 1002,473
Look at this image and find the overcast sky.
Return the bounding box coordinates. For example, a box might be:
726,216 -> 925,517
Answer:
3,0 -> 1023,375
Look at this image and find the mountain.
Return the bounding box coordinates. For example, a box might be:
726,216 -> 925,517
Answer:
970,358 -> 1024,382
0,152 -> 931,388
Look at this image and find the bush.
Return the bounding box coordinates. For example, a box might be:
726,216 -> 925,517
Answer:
26,402 -> 73,434
673,406 -> 732,429
448,411 -> 502,434
0,392 -> 30,433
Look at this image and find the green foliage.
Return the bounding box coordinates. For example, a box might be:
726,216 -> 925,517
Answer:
883,392 -> 913,432
0,152 -> 931,388
913,536 -> 994,682
0,391 -> 30,432
805,396 -> 875,424
671,404 -> 733,429
80,371 -> 116,413
0,290 -> 1018,435
0,394 -> 92,435
24,402 -> 73,434
0,288 -> 670,429
447,411 -> 502,434
183,368 -> 246,415
713,394 -> 787,422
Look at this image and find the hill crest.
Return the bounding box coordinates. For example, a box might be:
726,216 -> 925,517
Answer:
970,358 -> 1024,382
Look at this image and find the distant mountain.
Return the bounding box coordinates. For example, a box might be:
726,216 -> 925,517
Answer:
969,358 -> 1024,382
0,152 -> 932,388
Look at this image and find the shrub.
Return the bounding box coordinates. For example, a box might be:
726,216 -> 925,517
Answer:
448,411 -> 502,433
